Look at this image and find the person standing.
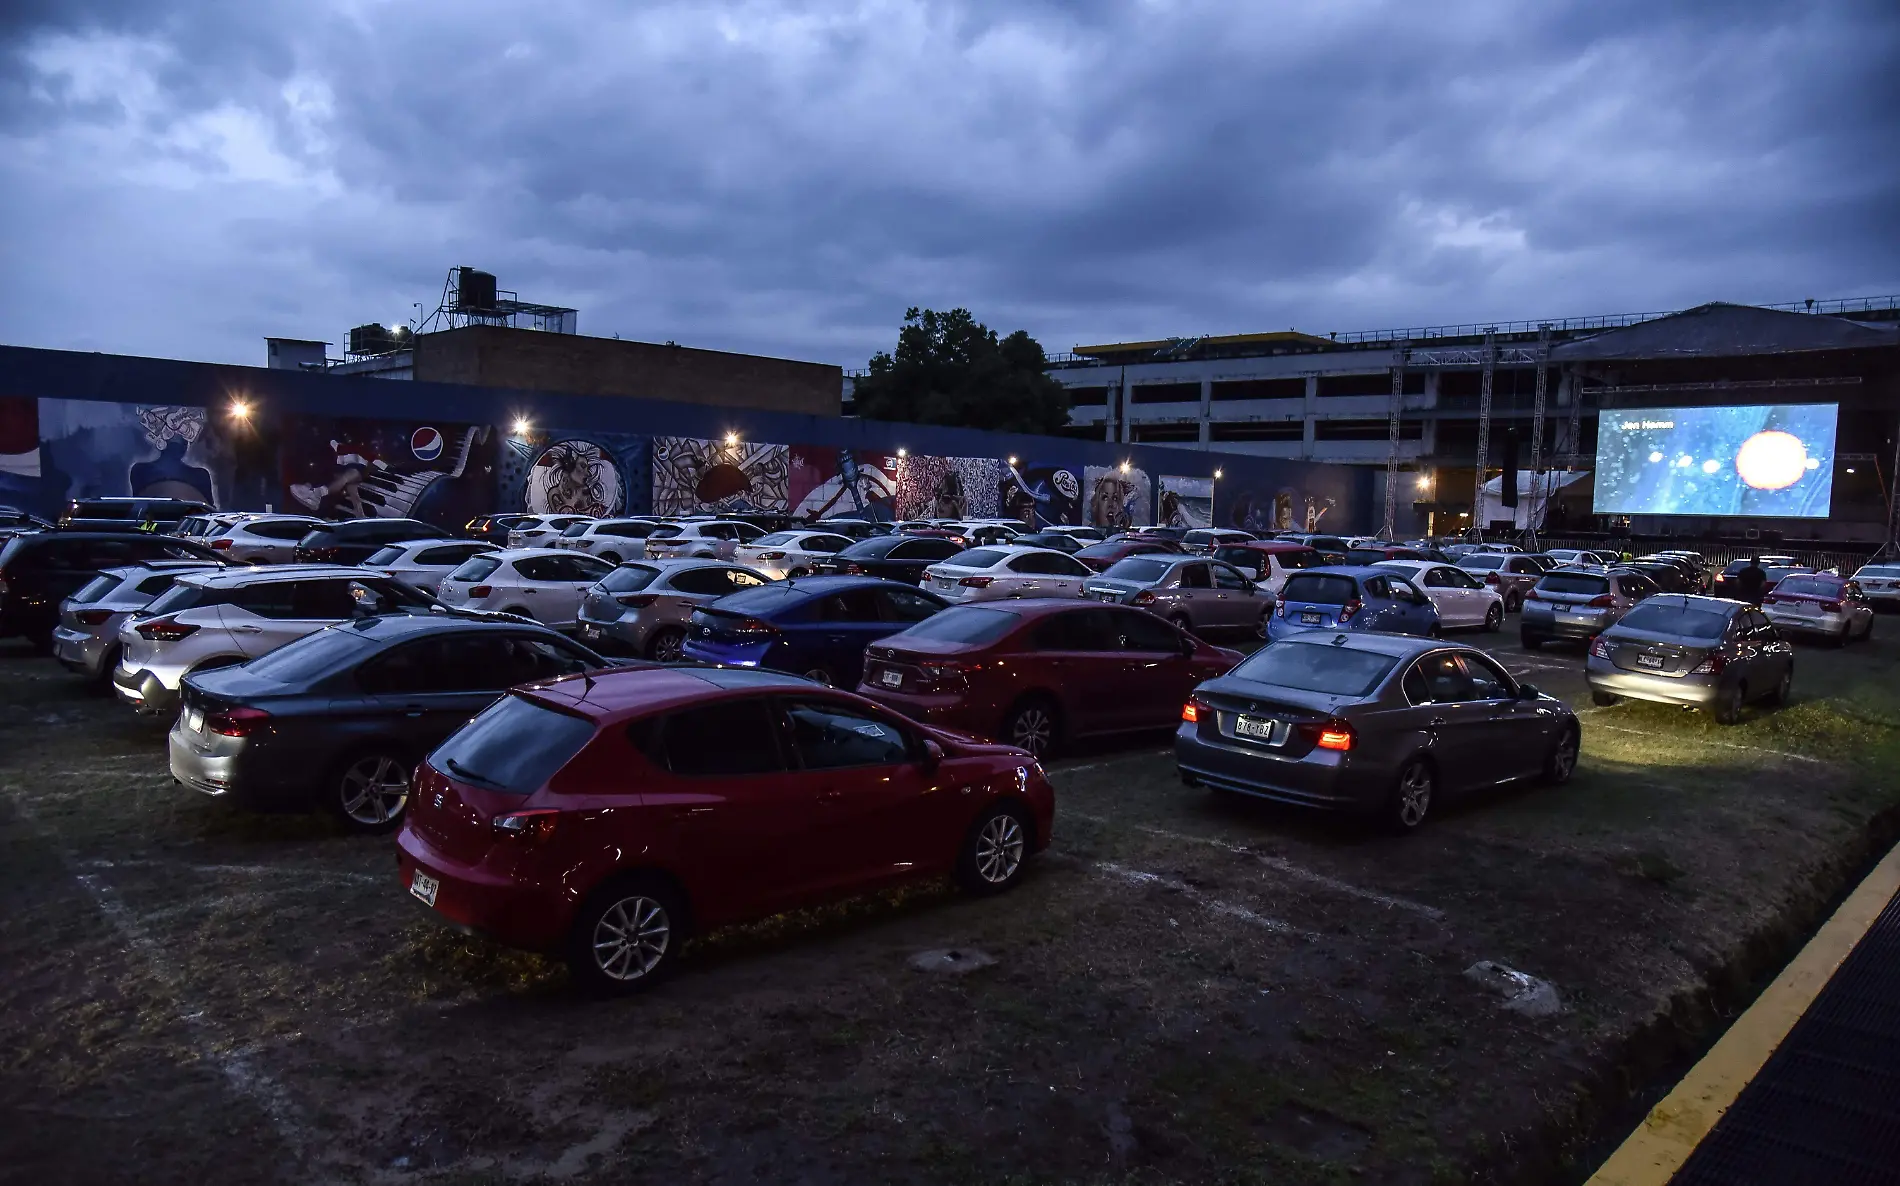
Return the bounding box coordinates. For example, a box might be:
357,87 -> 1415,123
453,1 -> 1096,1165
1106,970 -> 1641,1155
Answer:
1737,556 -> 1767,606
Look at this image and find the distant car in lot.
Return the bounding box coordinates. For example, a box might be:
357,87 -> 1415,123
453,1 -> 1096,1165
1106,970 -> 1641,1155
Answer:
937,521 -> 1020,547
575,559 -> 769,660
1043,525 -> 1106,543
195,514 -> 323,563
1010,531 -> 1086,554
435,549 -> 616,629
0,505 -> 52,537
1182,528 -> 1255,554
923,546 -> 1094,604
505,514 -> 594,549
51,561 -> 225,683
1519,567 -> 1660,649
731,530 -> 855,579
551,518 -> 664,563
1711,558 -> 1811,600
170,616 -> 610,832
1176,633 -> 1578,832
1074,538 -> 1182,573
681,575 -> 947,687
360,539 -> 499,595
113,565 -> 442,715
1618,560 -> 1695,596
1455,552 -> 1549,611
1636,554 -> 1710,594
1761,572 -> 1874,644
465,514 -> 536,547
811,534 -> 966,584
294,518 -> 448,565
860,599 -> 1239,758
396,665 -> 1056,992
1266,568 -> 1439,643
1585,596 -> 1794,724
60,496 -> 211,533
1345,545 -> 1440,567
643,520 -> 764,561
1545,547 -> 1619,567
810,518 -> 894,541
1850,562 -> 1900,611
1372,560 -> 1504,631
0,531 -> 231,651
1081,555 -> 1273,639
1210,542 -> 1323,596
1275,533 -> 1351,556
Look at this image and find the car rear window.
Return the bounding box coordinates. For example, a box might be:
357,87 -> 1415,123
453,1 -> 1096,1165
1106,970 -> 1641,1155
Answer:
1773,576 -> 1841,598
72,574 -> 121,604
448,556 -> 503,582
140,582 -> 216,616
892,605 -> 1021,645
946,548 -> 1009,569
72,501 -> 141,519
1460,554 -> 1506,570
561,522 -> 592,538
600,564 -> 663,593
648,525 -> 683,538
1101,557 -> 1174,583
364,546 -> 405,566
429,695 -> 599,795
240,625 -> 379,682
1615,603 -> 1731,639
712,585 -> 808,615
1344,550 -> 1393,566
1281,574 -> 1359,605
1230,642 -> 1398,696
753,532 -> 799,546
1538,572 -> 1609,595
1857,565 -> 1900,579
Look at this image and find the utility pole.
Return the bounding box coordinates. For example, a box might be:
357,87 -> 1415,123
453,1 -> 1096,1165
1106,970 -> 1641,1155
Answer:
1526,324 -> 1551,549
1381,343 -> 1410,541
1471,328 -> 1496,542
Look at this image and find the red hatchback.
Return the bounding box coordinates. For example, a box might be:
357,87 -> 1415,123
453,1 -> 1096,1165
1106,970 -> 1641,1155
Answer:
857,599 -> 1241,757
396,666 -> 1054,993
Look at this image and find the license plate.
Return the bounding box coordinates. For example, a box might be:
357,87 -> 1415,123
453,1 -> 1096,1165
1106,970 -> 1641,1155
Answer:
1300,611 -> 1322,624
1235,714 -> 1281,742
879,669 -> 903,688
184,706 -> 205,732
1636,654 -> 1664,670
1790,601 -> 1820,614
409,869 -> 439,907
1095,591 -> 1118,602
581,625 -> 600,639
934,578 -> 955,590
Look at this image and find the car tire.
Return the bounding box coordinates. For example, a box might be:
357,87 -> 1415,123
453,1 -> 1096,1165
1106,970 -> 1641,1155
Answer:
325,749 -> 412,833
801,666 -> 835,686
1254,609 -> 1272,640
1381,758 -> 1434,834
1544,726 -> 1580,785
1483,603 -> 1503,633
1001,695 -> 1060,759
600,552 -> 623,564
1167,613 -> 1193,635
1713,682 -> 1746,726
788,568 -> 809,579
1426,623 -> 1442,638
1590,689 -> 1619,707
1505,590 -> 1523,613
955,804 -> 1033,895
1768,666 -> 1792,706
565,875 -> 686,995
1520,630 -> 1547,650
502,605 -> 532,620
645,627 -> 686,663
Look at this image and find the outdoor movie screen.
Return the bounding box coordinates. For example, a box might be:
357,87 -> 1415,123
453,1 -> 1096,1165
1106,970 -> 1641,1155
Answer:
1593,403 -> 1837,518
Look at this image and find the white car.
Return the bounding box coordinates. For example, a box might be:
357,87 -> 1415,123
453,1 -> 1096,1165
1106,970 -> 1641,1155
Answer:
199,514 -> 324,563
174,511 -> 250,541
551,518 -> 664,563
1547,547 -> 1617,567
1043,525 -> 1106,543
435,548 -> 617,628
1183,528 -> 1255,554
1373,559 -> 1505,631
642,520 -> 764,561
112,565 -> 439,715
922,545 -> 1094,603
361,538 -> 499,595
732,530 -> 855,580
506,514 -> 595,548
1851,562 -> 1900,609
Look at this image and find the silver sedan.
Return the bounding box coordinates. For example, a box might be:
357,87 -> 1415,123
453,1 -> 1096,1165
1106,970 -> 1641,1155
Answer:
574,558 -> 769,660
1083,555 -> 1274,639
1585,595 -> 1794,724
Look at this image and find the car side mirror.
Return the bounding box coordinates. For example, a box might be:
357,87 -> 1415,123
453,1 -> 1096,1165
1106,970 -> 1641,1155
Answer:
1516,683 -> 1542,700
921,739 -> 945,770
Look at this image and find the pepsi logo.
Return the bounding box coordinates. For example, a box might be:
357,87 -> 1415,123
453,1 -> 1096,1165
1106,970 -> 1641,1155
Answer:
410,427 -> 443,461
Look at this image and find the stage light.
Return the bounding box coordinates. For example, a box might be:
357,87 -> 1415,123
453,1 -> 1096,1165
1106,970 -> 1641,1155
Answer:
228,399 -> 251,421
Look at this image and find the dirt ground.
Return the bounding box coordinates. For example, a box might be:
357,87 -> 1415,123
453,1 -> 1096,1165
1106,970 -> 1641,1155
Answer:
3,616 -> 1898,1185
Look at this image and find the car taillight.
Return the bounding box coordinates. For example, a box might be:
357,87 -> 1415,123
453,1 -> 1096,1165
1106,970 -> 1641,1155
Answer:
1181,698 -> 1204,724
1336,598 -> 1363,623
1305,718 -> 1354,751
468,585 -> 492,598
211,538 -> 234,550
135,615 -> 199,642
1524,588 -> 1542,601
959,576 -> 994,588
492,809 -> 560,843
1587,594 -> 1617,607
1763,595 -> 1779,605
616,592 -> 658,608
728,617 -> 778,637
205,705 -> 271,737
75,608 -> 115,626
1690,653 -> 1724,675
1132,590 -> 1156,606
1821,600 -> 1843,613
1484,571 -> 1499,584
758,550 -> 786,560
843,563 -> 865,575
1589,636 -> 1614,659
920,660 -> 972,691
1277,602 -> 1288,617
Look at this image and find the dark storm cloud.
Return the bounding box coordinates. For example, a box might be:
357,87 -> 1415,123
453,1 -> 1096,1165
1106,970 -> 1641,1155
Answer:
2,0 -> 1896,367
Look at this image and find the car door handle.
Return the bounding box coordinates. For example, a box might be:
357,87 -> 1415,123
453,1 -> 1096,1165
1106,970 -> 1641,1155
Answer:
231,624 -> 263,634
1429,716 -> 1448,727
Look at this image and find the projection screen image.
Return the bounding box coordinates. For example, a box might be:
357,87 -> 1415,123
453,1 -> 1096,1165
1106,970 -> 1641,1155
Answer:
1593,403 -> 1837,518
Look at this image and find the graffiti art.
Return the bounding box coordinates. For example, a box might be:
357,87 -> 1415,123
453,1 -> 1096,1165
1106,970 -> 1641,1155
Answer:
1000,460 -> 1084,527
789,446 -> 898,521
652,436 -> 790,516
37,399 -> 232,510
895,455 -> 1001,520
281,416 -> 496,528
1158,475 -> 1213,529
1084,465 -> 1152,529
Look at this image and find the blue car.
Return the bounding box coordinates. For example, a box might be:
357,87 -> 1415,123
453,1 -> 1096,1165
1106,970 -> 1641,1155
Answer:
1265,567 -> 1440,643
680,575 -> 950,687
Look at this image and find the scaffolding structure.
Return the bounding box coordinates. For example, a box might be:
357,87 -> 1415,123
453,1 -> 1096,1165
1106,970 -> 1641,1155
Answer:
1523,324 -> 1552,549
1469,329 -> 1497,542
416,267 -> 578,336
1380,344 -> 1410,541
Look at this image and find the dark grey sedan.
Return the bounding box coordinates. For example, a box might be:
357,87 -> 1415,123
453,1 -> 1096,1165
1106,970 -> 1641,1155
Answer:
169,615 -> 613,832
1175,632 -> 1579,832
1585,595 -> 1794,723
1084,555 -> 1274,639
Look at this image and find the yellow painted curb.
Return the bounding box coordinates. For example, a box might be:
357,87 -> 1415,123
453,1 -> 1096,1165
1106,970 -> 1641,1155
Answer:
1586,837 -> 1900,1186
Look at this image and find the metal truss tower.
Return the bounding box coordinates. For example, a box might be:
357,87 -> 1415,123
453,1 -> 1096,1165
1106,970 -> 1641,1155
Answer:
1381,344 -> 1410,541
1470,328 -> 1496,541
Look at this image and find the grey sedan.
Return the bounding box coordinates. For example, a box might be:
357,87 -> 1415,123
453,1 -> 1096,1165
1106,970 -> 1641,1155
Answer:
1520,566 -> 1661,648
574,558 -> 769,660
1176,632 -> 1578,832
1084,555 -> 1274,639
51,560 -> 225,683
1586,596 -> 1794,724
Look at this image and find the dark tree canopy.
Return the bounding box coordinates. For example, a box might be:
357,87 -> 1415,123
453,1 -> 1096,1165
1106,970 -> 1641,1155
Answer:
852,308 -> 1073,435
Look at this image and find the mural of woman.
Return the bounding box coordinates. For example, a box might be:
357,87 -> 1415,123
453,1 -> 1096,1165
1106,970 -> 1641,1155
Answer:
129,407 -> 216,505
528,440 -> 622,516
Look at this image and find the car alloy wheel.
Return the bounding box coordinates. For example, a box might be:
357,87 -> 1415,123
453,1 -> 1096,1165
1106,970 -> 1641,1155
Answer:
1255,610 -> 1272,639
802,667 -> 834,686
334,754 -> 410,832
1771,667 -> 1792,706
1388,760 -> 1433,832
647,628 -> 686,663
591,894 -> 672,983
1484,604 -> 1503,632
1713,683 -> 1745,726
957,805 -> 1031,894
600,552 -> 623,564
1546,728 -> 1580,784
1004,700 -> 1056,757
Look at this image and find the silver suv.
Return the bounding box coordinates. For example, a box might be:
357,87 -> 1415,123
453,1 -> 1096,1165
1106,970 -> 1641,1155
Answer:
575,559 -> 769,660
1083,555 -> 1274,639
52,561 -> 224,683
1520,566 -> 1661,649
113,565 -> 440,714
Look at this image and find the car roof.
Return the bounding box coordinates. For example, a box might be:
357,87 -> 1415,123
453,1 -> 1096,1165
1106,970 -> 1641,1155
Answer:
180,564 -> 369,587
526,664 -> 815,720
488,547 -> 584,560
327,613 -> 572,641
1625,593 -> 1741,613
100,560 -> 224,577
626,556 -> 748,569
1370,558 -> 1433,572
1296,565 -> 1394,580
1272,631 -> 1464,660
1221,541 -> 1316,554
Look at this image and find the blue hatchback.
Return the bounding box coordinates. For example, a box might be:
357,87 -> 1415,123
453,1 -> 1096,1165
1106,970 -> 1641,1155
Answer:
680,575 -> 950,687
1266,567 -> 1440,643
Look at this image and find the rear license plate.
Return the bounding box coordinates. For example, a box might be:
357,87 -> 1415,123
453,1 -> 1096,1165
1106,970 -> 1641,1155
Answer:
409,870 -> 439,907
1300,611 -> 1322,624
1095,591 -> 1118,602
879,668 -> 902,688
184,706 -> 205,732
580,625 -> 600,639
1791,601 -> 1820,614
1235,715 -> 1281,743
1636,654 -> 1664,670
934,578 -> 955,590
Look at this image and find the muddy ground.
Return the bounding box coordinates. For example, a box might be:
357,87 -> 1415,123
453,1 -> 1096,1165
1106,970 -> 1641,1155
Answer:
2,620 -> 1897,1185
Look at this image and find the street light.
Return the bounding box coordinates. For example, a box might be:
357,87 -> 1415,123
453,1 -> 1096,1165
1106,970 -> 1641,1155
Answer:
1213,468 -> 1223,480
512,417 -> 532,437
896,447 -> 908,458
228,398 -> 251,422
724,432 -> 739,446
1119,461 -> 1131,474
1007,455 -> 1019,467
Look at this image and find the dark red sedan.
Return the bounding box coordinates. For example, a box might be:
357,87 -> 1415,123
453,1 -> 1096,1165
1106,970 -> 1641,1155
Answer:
1074,538 -> 1183,573
857,598 -> 1241,757
397,666 -> 1054,993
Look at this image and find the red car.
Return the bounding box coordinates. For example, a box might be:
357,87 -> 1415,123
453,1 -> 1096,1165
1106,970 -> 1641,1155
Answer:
857,598 -> 1241,757
396,666 -> 1054,993
1074,538 -> 1183,573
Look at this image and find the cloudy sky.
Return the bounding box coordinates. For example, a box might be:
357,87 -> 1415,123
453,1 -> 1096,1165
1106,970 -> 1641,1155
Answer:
3,0 -> 1896,370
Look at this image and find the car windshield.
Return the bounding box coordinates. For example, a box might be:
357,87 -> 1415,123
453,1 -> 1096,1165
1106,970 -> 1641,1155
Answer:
448,556 -> 503,582
1773,576 -> 1840,598
429,695 -> 598,795
1075,542 -> 1130,560
1460,554 -> 1506,570
1281,574 -> 1359,605
1231,642 -> 1398,696
648,525 -> 683,539
946,548 -> 1009,569
141,582 -> 212,616
894,606 -> 1021,645
600,564 -> 663,592
1539,572 -> 1609,595
1616,603 -> 1731,639
1102,557 -> 1175,583
364,546 -> 405,566
240,625 -> 379,682
71,574 -> 122,604
1858,565 -> 1900,579
712,585 -> 808,616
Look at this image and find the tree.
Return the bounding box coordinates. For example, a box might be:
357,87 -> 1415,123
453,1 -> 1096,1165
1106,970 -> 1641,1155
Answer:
851,308 -> 1073,435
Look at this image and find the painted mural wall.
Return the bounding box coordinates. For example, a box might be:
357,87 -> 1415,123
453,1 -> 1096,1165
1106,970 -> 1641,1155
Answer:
496,430 -> 652,518
1083,465 -> 1152,529
0,397 -> 38,508
1158,476 -> 1213,529
652,436 -> 790,516
37,399 -> 235,510
280,416 -> 497,529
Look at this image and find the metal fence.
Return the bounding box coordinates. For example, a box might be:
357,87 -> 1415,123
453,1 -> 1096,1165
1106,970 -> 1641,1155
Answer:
1524,535 -> 1883,576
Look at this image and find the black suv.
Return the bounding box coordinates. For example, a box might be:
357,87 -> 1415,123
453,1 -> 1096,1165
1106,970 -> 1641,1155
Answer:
59,497 -> 213,533
293,518 -> 451,565
0,532 -> 231,649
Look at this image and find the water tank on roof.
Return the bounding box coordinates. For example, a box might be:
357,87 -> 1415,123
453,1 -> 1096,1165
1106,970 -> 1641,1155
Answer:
454,267 -> 498,311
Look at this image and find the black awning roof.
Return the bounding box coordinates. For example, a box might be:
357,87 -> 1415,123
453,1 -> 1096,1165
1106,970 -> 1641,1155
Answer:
1549,303 -> 1899,362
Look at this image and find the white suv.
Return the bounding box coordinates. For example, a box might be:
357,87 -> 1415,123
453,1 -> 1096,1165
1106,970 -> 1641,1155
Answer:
642,520 -> 763,560
551,518 -> 664,563
112,566 -> 440,714
361,539 -> 498,595
201,513 -> 323,563
506,514 -> 594,548
435,548 -> 617,628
